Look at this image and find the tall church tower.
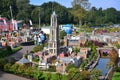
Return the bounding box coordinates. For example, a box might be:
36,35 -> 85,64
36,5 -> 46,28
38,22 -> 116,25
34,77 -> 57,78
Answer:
48,11 -> 59,55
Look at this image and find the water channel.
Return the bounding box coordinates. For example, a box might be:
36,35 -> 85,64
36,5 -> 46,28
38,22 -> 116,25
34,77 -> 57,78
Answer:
95,58 -> 110,76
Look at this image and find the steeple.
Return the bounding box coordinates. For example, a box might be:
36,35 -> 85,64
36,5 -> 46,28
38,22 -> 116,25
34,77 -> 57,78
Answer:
48,11 -> 59,55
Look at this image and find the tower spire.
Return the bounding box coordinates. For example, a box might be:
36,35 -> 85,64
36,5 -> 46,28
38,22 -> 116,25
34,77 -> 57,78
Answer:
48,11 -> 59,55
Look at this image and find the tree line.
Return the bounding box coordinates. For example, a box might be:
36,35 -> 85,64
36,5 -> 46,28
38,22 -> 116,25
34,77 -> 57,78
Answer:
0,0 -> 120,27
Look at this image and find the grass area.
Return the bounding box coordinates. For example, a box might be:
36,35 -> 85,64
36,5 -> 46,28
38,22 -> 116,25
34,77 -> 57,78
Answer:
0,46 -> 22,59
112,72 -> 120,80
12,46 -> 22,53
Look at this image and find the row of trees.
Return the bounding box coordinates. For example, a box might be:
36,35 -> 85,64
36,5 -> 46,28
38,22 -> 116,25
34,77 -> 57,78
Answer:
0,0 -> 120,26
4,62 -> 101,80
4,63 -> 66,80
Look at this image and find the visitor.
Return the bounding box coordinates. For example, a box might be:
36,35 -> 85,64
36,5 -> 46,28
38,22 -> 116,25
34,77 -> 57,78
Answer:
38,36 -> 42,45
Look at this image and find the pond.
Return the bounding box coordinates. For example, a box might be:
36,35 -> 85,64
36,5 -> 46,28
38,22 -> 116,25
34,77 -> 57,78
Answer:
95,58 -> 110,76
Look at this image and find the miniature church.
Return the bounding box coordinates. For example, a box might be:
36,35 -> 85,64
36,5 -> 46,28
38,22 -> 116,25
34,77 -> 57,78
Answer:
48,11 -> 59,55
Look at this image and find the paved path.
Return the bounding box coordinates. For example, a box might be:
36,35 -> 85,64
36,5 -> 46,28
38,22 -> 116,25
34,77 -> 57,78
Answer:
0,45 -> 35,80
9,45 -> 35,60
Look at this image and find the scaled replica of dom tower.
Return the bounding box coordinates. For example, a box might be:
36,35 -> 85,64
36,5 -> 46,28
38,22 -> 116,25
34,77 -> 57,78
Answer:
48,11 -> 59,55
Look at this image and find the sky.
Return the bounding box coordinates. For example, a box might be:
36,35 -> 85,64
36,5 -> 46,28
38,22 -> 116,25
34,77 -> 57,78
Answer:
30,0 -> 120,10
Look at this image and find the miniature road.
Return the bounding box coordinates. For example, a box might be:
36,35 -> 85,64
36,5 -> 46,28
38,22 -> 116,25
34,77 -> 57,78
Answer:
0,45 -> 35,80
9,45 -> 35,60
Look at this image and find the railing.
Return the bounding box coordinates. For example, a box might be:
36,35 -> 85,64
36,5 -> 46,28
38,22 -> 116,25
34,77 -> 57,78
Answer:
104,67 -> 114,80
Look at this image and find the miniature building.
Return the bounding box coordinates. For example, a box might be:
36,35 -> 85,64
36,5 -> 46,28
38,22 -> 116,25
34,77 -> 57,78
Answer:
64,35 -> 87,47
78,48 -> 91,59
48,11 -> 59,55
16,55 -> 31,65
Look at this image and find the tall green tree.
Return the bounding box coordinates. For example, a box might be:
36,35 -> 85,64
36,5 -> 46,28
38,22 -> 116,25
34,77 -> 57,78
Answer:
59,30 -> 67,39
0,0 -> 18,19
71,0 -> 91,27
31,7 -> 41,23
40,2 -> 74,24
16,0 -> 30,21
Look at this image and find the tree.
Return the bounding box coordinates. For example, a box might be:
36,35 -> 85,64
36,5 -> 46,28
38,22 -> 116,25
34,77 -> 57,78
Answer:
10,64 -> 19,74
25,67 -> 35,77
33,45 -> 44,52
67,67 -> 81,80
0,0 -> 18,19
91,69 -> 101,80
40,2 -> 74,24
66,64 -> 75,72
72,0 -> 91,10
17,64 -> 27,74
0,58 -> 8,70
59,30 -> 67,39
74,46 -> 79,54
108,48 -> 118,67
80,70 -> 90,80
31,7 -> 43,24
104,8 -> 118,24
116,44 -> 120,48
71,0 -> 91,27
16,0 -> 30,20
33,70 -> 45,80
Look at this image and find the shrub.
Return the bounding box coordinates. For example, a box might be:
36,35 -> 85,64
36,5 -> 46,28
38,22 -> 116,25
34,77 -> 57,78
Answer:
47,66 -> 56,72
33,45 -> 44,52
66,64 -> 75,72
112,72 -> 120,80
6,46 -> 13,54
0,58 -> 8,70
33,70 -> 44,80
12,46 -> 22,53
4,63 -> 12,72
33,57 -> 39,62
114,67 -> 120,72
10,64 -> 19,74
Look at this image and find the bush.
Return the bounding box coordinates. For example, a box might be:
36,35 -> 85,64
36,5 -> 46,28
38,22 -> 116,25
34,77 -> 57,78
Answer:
33,70 -> 45,80
6,46 -> 13,54
114,67 -> 120,72
66,64 -> 75,72
10,64 -> 19,74
4,63 -> 12,72
33,57 -> 39,62
112,72 -> 120,80
12,46 -> 22,53
47,66 -> 56,72
0,58 -> 8,70
33,45 -> 44,52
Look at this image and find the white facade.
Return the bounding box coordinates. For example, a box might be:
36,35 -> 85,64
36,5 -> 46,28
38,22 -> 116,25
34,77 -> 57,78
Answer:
41,27 -> 50,34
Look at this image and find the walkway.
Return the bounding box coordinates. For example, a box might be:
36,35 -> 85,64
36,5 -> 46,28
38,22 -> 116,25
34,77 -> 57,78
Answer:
9,45 -> 35,60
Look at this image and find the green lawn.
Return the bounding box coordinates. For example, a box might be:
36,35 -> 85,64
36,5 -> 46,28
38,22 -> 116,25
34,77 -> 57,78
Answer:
112,72 -> 120,80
